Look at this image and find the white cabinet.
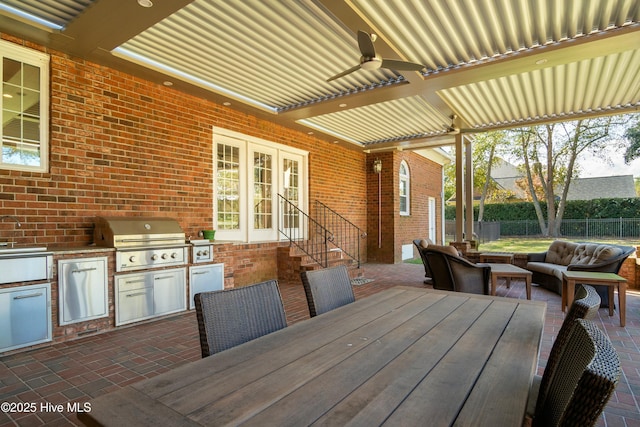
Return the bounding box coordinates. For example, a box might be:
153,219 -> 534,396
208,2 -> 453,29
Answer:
58,257 -> 108,325
0,283 -> 51,353
115,267 -> 186,326
189,263 -> 224,309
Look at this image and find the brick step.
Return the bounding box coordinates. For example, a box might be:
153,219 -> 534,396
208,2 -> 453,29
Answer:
277,245 -> 363,284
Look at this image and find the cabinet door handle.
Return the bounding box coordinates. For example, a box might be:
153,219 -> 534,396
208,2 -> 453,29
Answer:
72,267 -> 97,273
193,271 -> 210,275
125,292 -> 148,298
14,292 -> 43,300
155,275 -> 174,281
125,279 -> 146,285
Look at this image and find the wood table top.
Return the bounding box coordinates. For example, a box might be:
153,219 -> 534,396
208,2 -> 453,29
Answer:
487,263 -> 532,275
563,270 -> 626,282
78,287 -> 546,427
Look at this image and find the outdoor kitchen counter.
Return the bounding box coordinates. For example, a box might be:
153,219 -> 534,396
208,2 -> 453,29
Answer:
48,245 -> 115,255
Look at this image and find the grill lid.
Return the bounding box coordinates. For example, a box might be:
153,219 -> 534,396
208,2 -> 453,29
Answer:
93,216 -> 186,249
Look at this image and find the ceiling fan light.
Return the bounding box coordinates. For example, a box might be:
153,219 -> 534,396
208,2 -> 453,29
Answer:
361,57 -> 382,70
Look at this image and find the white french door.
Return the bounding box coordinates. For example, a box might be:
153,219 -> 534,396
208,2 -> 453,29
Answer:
213,127 -> 308,243
249,145 -> 278,241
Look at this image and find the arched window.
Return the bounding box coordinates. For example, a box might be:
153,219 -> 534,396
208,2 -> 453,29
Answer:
399,160 -> 410,215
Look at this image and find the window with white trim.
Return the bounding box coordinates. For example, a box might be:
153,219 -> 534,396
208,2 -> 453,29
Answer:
1,40 -> 49,172
213,128 -> 308,242
399,160 -> 410,215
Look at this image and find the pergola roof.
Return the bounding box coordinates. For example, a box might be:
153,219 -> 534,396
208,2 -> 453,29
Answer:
1,0 -> 638,151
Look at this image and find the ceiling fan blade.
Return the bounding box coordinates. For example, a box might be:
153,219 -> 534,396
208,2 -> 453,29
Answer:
380,59 -> 425,71
326,64 -> 361,82
357,30 -> 376,58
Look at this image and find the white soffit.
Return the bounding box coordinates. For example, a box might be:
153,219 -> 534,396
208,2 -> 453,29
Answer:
116,0 -> 401,112
440,49 -> 640,129
0,0 -> 94,28
349,0 -> 640,73
302,96 -> 451,145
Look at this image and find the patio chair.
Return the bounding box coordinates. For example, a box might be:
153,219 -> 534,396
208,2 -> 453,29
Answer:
526,284 -> 601,417
413,238 -> 433,284
424,248 -> 490,295
530,318 -> 620,427
194,279 -> 287,357
300,264 -> 355,317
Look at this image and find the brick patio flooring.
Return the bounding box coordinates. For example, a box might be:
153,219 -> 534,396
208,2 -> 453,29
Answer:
1,262 -> 639,426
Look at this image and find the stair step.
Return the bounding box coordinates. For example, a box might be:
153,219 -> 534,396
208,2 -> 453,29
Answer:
277,244 -> 362,285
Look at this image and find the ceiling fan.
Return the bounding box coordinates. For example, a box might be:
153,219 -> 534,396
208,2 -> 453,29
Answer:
327,30 -> 425,82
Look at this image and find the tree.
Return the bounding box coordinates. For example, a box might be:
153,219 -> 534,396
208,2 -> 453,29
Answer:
474,131 -> 509,221
508,116 -> 632,237
443,131 -> 510,217
623,117 -> 640,163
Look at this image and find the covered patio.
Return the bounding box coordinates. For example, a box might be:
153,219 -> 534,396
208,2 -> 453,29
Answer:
1,262 -> 638,426
1,0 -> 638,252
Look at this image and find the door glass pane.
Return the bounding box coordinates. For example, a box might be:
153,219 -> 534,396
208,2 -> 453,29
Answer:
216,144 -> 240,230
253,151 -> 272,229
282,158 -> 300,229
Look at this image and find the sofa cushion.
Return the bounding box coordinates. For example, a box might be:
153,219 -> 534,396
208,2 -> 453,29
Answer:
418,239 -> 430,248
545,240 -> 579,265
570,244 -> 599,265
526,262 -> 568,281
589,245 -> 623,265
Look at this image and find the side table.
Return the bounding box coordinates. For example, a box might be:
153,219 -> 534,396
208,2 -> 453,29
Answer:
562,271 -> 627,326
487,263 -> 532,299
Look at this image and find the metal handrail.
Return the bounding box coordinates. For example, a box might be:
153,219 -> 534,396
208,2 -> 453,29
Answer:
314,200 -> 366,268
278,194 -> 332,268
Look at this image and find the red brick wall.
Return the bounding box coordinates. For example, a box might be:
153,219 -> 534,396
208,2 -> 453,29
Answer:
366,151 -> 444,263
0,37 -> 367,275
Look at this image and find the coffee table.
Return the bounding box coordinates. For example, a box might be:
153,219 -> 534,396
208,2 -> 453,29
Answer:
487,263 -> 532,300
562,271 -> 627,326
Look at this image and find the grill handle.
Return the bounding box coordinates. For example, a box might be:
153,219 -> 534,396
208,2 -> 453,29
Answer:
116,237 -> 185,244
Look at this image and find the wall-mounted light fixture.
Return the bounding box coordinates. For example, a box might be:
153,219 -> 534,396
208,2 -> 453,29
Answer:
373,159 -> 382,174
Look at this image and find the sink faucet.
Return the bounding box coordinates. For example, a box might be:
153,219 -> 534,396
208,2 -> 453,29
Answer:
0,215 -> 21,228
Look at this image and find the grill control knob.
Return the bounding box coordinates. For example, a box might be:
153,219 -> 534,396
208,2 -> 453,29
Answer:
151,254 -> 159,261
129,255 -> 136,263
203,249 -> 209,256
197,250 -> 203,256
171,252 -> 178,259
161,253 -> 169,260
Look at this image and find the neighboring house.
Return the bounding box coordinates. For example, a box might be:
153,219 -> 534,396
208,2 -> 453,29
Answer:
564,175 -> 637,200
449,158 -> 637,204
490,158 -> 528,200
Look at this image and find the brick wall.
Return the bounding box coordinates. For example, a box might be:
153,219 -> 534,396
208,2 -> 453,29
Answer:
366,151 -> 444,263
0,37 -> 367,270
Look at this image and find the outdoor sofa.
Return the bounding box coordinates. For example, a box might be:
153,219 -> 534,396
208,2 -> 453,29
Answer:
526,240 -> 635,307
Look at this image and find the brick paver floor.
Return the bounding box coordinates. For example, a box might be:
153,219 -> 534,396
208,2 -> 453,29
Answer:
1,262 -> 638,426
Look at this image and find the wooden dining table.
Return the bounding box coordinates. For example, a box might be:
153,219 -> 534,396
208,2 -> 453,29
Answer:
78,286 -> 546,427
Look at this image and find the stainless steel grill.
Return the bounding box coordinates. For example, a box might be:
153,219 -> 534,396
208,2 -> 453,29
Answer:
94,216 -> 185,249
93,216 -> 188,272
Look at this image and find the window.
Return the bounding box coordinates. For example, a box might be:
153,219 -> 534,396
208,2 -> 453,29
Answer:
399,160 -> 410,215
1,40 -> 49,172
213,128 -> 308,242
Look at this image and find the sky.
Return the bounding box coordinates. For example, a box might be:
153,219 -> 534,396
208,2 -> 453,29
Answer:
578,147 -> 640,178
